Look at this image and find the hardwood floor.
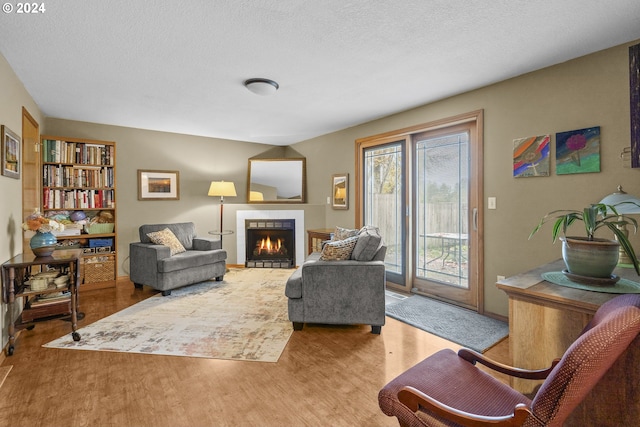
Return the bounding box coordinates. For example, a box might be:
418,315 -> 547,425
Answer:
0,280 -> 509,427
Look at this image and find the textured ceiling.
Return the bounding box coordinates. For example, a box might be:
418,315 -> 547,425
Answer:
1,0 -> 639,145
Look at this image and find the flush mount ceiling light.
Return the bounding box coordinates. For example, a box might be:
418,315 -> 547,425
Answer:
244,78 -> 279,96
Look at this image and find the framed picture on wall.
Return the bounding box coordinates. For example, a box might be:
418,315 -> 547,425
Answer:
1,125 -> 20,179
138,169 -> 180,200
331,173 -> 348,210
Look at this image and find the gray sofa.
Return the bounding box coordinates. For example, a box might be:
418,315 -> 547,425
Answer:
285,226 -> 387,334
129,222 -> 227,295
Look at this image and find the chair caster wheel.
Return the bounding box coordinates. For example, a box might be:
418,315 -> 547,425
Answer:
7,345 -> 14,356
72,332 -> 81,341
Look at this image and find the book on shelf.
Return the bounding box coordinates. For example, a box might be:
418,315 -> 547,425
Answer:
30,292 -> 71,307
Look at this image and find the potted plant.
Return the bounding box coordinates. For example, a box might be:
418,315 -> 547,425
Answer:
529,203 -> 640,278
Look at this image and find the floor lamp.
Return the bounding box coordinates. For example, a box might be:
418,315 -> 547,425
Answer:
208,181 -> 237,247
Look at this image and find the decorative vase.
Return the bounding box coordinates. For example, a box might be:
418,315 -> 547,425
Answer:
30,231 -> 57,257
560,236 -> 620,278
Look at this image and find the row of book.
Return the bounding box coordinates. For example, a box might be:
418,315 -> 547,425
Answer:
42,165 -> 114,188
43,139 -> 114,165
43,188 -> 115,209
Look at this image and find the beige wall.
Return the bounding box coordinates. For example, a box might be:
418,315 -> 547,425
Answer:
292,39 -> 640,316
0,53 -> 44,350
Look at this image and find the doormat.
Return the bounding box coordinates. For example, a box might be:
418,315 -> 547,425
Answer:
43,268 -> 294,362
385,295 -> 508,352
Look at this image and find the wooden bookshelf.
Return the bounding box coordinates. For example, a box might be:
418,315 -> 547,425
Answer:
40,135 -> 117,291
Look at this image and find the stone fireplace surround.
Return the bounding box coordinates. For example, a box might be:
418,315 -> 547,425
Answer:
236,210 -> 305,267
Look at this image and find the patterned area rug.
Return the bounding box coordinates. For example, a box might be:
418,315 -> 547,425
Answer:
386,295 -> 508,352
44,268 -> 294,362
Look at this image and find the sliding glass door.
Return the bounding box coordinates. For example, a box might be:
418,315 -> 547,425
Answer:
357,111 -> 483,311
413,124 -> 477,308
361,140 -> 406,287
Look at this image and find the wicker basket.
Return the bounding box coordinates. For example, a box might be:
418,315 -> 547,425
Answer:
85,223 -> 115,234
84,260 -> 115,283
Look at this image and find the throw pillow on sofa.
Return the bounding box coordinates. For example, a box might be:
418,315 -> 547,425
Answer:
320,235 -> 359,260
352,225 -> 383,261
333,226 -> 358,241
146,228 -> 186,255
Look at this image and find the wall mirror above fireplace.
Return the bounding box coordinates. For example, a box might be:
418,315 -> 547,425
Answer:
247,158 -> 306,203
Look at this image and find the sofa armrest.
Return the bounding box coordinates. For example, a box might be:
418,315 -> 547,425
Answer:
297,259 -> 387,326
129,242 -> 171,284
193,237 -> 222,251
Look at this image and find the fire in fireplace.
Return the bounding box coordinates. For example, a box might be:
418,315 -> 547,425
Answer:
245,219 -> 295,268
254,235 -> 287,256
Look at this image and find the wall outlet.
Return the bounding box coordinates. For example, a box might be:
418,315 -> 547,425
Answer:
327,196 -> 331,204
497,275 -> 506,282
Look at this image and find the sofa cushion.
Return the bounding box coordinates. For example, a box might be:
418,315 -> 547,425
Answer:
352,226 -> 383,261
320,235 -> 358,260
158,249 -> 227,273
334,226 -> 358,241
147,228 -> 186,256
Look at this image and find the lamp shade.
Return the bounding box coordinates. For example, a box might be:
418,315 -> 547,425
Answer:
599,185 -> 640,214
208,181 -> 237,197
249,191 -> 264,201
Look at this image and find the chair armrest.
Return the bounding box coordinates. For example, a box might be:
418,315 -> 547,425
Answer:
398,386 -> 533,427
458,348 -> 559,380
193,237 -> 222,251
130,242 -> 171,260
129,242 -> 171,285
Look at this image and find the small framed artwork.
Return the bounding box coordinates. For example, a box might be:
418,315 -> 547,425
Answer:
556,126 -> 601,175
331,173 -> 348,210
1,125 -> 20,179
138,169 -> 180,200
513,134 -> 550,178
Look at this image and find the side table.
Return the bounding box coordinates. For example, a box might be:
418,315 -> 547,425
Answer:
2,249 -> 83,355
208,230 -> 234,248
307,228 -> 334,254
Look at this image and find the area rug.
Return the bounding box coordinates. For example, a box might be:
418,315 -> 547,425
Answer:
44,268 -> 294,362
386,295 -> 508,352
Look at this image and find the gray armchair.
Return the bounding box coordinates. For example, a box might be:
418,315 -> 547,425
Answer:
285,226 -> 386,334
129,222 -> 227,295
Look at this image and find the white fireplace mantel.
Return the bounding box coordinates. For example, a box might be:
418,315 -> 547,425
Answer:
236,210 -> 305,266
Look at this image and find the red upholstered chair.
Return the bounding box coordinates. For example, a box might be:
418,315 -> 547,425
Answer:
378,294 -> 640,427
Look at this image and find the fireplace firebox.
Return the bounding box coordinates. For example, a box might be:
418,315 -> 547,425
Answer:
245,219 -> 295,268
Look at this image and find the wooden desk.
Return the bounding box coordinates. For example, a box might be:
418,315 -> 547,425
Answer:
497,259 -> 640,426
2,250 -> 82,355
307,228 -> 333,254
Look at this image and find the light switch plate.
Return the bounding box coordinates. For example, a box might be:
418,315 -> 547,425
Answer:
488,197 -> 497,209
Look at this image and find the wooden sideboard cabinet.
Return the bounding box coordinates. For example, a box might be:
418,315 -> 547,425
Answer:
306,228 -> 334,254
496,259 -> 640,426
2,249 -> 82,355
